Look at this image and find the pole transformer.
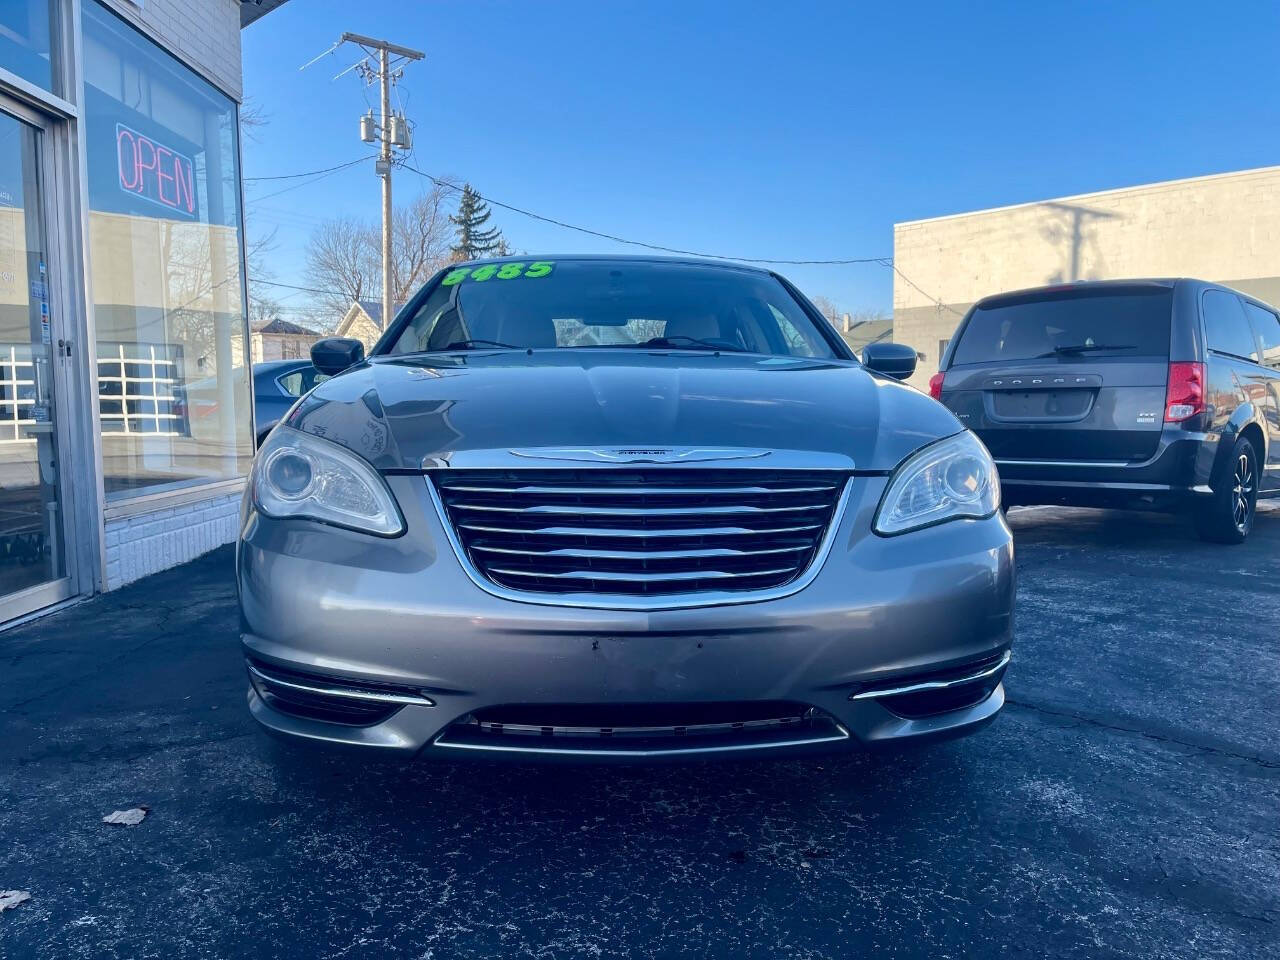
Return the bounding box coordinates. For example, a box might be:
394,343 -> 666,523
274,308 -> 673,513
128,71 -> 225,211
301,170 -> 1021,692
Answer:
339,32 -> 423,331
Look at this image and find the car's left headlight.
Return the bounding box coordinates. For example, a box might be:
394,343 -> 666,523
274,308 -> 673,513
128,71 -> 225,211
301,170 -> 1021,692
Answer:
874,431 -> 1000,535
251,425 -> 404,536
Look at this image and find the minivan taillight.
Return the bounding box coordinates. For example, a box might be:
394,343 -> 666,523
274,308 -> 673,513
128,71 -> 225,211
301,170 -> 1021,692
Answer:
1165,361 -> 1205,422
928,371 -> 945,400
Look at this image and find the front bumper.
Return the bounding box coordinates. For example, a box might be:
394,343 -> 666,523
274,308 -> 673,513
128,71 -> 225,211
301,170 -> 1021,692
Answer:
238,474 -> 1015,761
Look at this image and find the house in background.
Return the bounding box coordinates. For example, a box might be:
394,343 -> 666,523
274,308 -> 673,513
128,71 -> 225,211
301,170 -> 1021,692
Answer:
837,315 -> 893,358
335,299 -> 407,352
250,318 -> 322,363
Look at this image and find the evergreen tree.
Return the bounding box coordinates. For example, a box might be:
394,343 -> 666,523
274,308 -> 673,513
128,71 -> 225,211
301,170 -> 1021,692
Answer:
449,184 -> 505,260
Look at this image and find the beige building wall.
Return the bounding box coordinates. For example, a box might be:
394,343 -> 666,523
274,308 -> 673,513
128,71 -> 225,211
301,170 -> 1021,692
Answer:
893,165 -> 1280,390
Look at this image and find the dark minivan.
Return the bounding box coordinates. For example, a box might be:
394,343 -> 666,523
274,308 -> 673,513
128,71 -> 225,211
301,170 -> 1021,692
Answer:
932,279 -> 1280,542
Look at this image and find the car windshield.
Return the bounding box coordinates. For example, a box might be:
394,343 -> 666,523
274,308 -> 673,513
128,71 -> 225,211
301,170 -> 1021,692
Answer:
382,260 -> 838,359
951,287 -> 1173,364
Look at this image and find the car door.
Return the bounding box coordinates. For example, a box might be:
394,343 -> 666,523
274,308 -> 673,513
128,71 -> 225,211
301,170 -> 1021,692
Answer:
1241,299 -> 1280,489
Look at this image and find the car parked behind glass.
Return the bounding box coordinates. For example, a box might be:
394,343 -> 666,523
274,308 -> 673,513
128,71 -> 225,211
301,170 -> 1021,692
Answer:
931,279 -> 1280,542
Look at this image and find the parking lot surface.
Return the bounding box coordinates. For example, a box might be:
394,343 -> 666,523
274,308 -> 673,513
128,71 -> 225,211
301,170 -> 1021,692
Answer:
1,506 -> 1277,959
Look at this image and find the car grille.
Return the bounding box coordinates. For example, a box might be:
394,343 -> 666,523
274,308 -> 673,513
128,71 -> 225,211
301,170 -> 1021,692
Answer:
431,469 -> 848,598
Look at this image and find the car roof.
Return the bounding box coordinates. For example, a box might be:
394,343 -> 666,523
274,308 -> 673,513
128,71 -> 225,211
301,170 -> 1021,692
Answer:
974,278 -> 1179,308
250,358 -> 311,381
451,253 -> 777,277
253,359 -> 312,377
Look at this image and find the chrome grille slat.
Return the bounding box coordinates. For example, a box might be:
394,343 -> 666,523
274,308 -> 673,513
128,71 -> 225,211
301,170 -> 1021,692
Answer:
488,566 -> 797,583
447,501 -> 831,516
456,522 -> 824,538
432,469 -> 848,599
470,544 -> 811,560
443,483 -> 838,496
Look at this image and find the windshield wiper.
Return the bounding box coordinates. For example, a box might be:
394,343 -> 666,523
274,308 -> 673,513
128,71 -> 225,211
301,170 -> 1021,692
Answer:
441,339 -> 522,351
639,335 -> 748,352
1036,343 -> 1137,357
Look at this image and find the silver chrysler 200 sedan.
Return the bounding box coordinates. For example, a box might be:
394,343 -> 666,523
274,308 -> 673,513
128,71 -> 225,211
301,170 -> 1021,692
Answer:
238,256 -> 1014,761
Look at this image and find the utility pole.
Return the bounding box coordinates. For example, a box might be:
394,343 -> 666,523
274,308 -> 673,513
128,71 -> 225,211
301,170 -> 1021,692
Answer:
337,32 -> 423,331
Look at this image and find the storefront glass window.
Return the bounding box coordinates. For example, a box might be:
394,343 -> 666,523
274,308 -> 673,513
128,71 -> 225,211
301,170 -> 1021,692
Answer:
0,1 -> 57,94
83,1 -> 252,498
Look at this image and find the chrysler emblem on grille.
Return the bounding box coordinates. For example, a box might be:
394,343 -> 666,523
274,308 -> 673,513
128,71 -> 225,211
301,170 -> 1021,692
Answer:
509,447 -> 773,464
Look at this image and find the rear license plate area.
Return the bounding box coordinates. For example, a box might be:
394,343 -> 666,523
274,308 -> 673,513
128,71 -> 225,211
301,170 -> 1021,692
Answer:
990,390 -> 1092,420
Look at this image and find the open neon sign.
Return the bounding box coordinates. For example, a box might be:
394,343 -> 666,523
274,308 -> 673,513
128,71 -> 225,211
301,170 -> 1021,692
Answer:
115,123 -> 197,218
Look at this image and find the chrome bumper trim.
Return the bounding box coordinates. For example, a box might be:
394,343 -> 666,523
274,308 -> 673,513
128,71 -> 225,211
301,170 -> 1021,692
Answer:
995,458 -> 1129,468
849,650 -> 1012,701
247,662 -> 436,707
432,724 -> 850,759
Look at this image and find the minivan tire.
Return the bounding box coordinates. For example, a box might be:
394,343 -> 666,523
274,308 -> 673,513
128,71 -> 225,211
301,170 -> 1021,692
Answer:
1195,435 -> 1258,544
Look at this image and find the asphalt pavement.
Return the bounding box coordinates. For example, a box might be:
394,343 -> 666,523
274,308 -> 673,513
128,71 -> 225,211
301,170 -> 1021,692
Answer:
1,505 -> 1277,959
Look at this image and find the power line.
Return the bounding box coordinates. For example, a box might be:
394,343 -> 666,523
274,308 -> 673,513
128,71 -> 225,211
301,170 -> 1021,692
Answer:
398,163 -> 887,266
244,156 -> 374,182
883,260 -> 965,317
248,161 -> 370,205
398,163 -> 960,313
246,160 -> 959,314
255,278 -> 349,297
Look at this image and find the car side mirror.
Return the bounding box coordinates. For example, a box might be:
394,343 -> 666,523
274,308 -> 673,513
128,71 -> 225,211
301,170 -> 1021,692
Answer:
310,337 -> 365,376
861,342 -> 917,381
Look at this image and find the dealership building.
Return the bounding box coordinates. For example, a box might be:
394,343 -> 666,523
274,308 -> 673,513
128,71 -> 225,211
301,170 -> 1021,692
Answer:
0,0 -> 286,625
892,165 -> 1280,392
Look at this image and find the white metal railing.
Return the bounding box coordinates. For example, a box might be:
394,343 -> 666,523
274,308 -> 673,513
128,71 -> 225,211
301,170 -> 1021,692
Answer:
0,345 -> 36,446
97,342 -> 183,436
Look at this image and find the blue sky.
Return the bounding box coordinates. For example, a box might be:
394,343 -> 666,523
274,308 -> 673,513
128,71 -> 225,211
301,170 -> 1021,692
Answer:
242,0 -> 1280,321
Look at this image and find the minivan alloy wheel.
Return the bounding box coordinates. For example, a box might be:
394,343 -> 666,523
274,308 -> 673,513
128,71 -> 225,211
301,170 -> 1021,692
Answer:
1233,452 -> 1255,533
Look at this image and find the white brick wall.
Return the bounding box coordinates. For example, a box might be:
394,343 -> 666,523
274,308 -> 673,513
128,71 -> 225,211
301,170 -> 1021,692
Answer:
105,492 -> 242,589
102,0 -> 243,100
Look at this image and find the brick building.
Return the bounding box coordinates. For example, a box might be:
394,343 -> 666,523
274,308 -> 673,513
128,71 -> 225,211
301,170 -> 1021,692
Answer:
892,166 -> 1280,391
1,0 -> 287,624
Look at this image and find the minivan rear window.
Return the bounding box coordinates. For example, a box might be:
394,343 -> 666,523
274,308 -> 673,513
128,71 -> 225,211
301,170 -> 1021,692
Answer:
951,288 -> 1173,365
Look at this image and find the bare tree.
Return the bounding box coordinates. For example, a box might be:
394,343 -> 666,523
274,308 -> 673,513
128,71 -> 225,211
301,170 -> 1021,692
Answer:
809,295 -> 842,324
390,184 -> 454,301
303,183 -> 455,328
303,216 -> 375,320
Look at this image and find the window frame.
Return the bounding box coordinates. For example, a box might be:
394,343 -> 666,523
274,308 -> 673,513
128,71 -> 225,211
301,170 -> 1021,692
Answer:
1200,288 -> 1262,365
1242,299 -> 1280,371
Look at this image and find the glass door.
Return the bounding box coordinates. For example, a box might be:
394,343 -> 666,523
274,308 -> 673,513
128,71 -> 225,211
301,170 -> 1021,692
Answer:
0,102 -> 73,621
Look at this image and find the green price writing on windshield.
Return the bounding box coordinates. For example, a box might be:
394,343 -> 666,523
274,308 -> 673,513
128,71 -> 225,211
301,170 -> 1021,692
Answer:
441,261 -> 555,286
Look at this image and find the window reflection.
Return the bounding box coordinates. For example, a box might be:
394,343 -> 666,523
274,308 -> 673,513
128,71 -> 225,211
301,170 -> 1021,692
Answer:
0,0 -> 57,94
83,1 -> 251,497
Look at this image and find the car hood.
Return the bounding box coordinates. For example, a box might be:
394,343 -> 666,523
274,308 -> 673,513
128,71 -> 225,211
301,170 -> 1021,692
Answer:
286,350 -> 961,473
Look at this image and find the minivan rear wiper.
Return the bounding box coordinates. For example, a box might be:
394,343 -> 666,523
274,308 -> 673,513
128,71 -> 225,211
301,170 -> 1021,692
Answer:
1036,343 -> 1137,357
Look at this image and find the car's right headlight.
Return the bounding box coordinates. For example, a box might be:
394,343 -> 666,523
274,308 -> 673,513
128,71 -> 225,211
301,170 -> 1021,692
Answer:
873,431 -> 1000,535
251,425 -> 404,536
